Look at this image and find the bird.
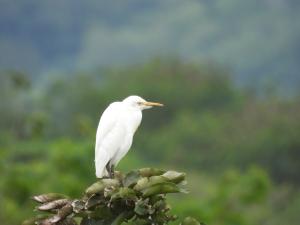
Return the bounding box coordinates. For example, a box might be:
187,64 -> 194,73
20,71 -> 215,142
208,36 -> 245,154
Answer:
95,95 -> 163,178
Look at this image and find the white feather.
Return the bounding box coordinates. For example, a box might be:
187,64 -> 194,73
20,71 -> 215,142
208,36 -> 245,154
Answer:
95,99 -> 142,178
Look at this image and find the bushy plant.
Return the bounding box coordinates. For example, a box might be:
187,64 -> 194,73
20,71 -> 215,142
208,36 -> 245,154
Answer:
23,168 -> 202,225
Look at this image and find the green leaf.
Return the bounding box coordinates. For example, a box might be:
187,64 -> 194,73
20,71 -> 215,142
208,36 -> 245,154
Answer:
85,179 -> 120,196
110,187 -> 137,201
142,182 -> 181,197
138,168 -> 165,177
153,199 -> 167,211
85,195 -> 103,209
161,171 -> 186,184
133,177 -> 149,191
134,176 -> 168,191
89,205 -> 113,220
123,171 -> 141,187
134,199 -> 149,216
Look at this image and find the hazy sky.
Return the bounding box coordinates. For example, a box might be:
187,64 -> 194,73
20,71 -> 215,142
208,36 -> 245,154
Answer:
0,0 -> 299,87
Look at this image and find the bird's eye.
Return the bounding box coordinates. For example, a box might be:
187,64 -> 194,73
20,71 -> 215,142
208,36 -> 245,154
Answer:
137,102 -> 142,105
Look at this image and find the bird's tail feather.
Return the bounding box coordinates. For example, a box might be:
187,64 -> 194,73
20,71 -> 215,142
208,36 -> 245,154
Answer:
95,149 -> 110,178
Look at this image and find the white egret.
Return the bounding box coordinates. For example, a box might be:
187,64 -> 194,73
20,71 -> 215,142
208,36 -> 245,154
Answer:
95,95 -> 163,178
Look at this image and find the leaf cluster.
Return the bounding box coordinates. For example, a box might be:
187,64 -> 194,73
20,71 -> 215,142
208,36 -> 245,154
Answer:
23,168 -> 201,225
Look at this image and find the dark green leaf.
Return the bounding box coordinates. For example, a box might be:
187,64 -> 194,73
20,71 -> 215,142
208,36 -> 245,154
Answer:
80,218 -> 106,225
110,187 -> 137,201
134,199 -> 149,216
138,168 -> 165,177
142,182 -> 181,197
123,171 -> 141,187
85,179 -> 120,196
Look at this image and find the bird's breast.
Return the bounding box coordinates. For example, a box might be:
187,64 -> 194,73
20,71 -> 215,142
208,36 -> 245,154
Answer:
122,110 -> 142,134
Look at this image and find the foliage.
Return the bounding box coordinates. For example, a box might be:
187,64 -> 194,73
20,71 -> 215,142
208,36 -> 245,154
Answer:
23,168 -> 202,225
1,59 -> 300,225
171,167 -> 271,225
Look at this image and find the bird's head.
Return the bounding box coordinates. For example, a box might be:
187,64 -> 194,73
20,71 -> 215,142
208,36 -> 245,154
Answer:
123,95 -> 164,110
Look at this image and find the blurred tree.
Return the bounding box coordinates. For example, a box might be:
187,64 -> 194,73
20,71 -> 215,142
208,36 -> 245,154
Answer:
1,58 -> 300,225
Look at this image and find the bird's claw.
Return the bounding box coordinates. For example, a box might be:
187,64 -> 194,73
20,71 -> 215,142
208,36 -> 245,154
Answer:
110,165 -> 115,178
106,163 -> 115,178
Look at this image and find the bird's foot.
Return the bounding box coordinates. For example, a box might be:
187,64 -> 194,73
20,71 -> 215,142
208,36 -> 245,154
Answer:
110,165 -> 115,178
106,163 -> 113,178
105,163 -> 115,178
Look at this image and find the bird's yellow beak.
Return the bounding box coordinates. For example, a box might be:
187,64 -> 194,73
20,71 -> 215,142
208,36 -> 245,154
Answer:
143,101 -> 164,107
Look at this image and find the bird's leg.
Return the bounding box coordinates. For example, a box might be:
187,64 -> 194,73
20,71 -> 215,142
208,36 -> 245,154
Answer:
110,165 -> 115,178
106,163 -> 112,178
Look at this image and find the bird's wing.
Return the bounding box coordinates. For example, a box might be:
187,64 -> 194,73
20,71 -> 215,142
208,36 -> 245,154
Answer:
95,102 -> 124,177
96,102 -> 121,144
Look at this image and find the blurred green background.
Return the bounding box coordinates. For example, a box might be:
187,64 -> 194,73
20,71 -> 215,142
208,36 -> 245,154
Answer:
0,1 -> 300,225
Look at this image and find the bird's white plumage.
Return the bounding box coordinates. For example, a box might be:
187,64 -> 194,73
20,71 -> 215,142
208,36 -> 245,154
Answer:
95,96 -> 144,178
95,95 -> 163,178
